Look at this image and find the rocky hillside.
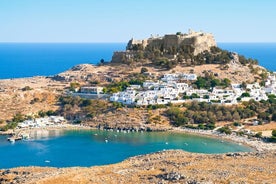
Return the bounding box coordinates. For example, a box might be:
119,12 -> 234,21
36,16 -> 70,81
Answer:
112,30 -> 216,63
0,60 -> 266,124
0,77 -> 62,121
1,150 -> 275,184
111,30 -> 259,72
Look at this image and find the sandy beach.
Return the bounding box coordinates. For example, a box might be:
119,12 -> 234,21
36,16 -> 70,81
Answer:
172,127 -> 276,152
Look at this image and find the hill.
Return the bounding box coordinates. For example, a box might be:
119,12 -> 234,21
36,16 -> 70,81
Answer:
111,30 -> 258,71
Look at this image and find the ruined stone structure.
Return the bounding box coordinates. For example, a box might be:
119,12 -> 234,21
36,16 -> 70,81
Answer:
111,30 -> 217,63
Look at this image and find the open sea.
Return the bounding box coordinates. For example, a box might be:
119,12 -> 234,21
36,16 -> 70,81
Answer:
0,43 -> 125,79
0,43 -> 275,79
218,43 -> 276,72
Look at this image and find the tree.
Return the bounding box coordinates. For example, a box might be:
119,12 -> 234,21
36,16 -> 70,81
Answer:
12,113 -> 25,123
207,111 -> 216,123
241,92 -> 250,98
217,126 -> 232,135
190,93 -> 200,99
194,77 -> 207,89
69,82 -> 80,92
258,112 -> 271,122
241,82 -> 247,89
46,110 -> 56,116
272,130 -> 276,137
232,111 -> 241,121
224,111 -> 232,121
102,87 -> 107,94
140,67 -> 148,74
233,122 -> 241,126
272,113 -> 276,121
255,132 -> 262,138
216,111 -> 223,121
38,110 -> 47,117
22,86 -> 32,91
211,79 -> 220,88
271,130 -> 276,142
221,78 -> 231,87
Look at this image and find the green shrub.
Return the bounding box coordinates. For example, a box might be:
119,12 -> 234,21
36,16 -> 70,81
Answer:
22,86 -> 33,91
217,126 -> 232,135
233,122 -> 241,126
255,132 -> 262,138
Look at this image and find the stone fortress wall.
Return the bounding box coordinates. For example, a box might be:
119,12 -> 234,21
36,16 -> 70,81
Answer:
112,30 -> 216,63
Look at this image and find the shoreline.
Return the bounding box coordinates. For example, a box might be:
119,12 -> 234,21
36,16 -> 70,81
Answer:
171,127 -> 276,152
3,123 -> 276,152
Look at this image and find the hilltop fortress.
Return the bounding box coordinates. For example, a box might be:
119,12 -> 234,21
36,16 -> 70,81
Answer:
127,29 -> 216,55
112,29 -> 217,63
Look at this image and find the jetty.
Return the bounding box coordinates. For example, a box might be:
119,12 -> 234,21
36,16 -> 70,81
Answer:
7,130 -> 30,143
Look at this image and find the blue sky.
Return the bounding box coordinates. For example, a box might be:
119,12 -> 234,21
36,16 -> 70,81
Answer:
0,0 -> 275,42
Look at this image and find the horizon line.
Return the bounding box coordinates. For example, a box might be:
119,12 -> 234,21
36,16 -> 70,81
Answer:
1,41 -> 276,44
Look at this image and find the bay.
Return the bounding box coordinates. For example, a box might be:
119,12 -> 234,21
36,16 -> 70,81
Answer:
0,130 -> 252,169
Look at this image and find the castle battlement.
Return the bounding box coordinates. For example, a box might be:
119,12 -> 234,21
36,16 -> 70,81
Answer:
112,29 -> 217,63
126,29 -> 216,55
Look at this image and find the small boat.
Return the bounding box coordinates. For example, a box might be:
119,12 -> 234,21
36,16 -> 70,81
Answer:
45,160 -> 51,163
21,133 -> 30,140
9,138 -> 15,144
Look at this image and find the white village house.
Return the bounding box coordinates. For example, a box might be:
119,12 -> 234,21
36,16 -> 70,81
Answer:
86,73 -> 276,106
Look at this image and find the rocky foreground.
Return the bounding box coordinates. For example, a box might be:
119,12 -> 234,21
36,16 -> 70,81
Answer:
1,150 -> 275,184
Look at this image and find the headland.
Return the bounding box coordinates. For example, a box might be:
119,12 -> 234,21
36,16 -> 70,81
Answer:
0,30 -> 276,183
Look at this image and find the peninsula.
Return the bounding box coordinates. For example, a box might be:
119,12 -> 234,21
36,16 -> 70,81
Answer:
0,30 -> 276,183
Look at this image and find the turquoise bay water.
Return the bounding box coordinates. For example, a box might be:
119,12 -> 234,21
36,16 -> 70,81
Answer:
0,43 -> 275,79
0,130 -> 252,169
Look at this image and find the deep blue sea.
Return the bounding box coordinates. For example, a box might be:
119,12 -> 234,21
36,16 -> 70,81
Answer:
0,43 -> 275,79
0,43 -> 125,79
0,130 -> 252,169
219,43 -> 276,71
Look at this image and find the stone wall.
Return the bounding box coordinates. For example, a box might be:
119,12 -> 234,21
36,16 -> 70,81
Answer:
111,30 -> 217,63
127,30 -> 216,54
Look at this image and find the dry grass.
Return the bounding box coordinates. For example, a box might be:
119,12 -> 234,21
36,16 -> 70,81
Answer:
1,150 -> 275,184
245,122 -> 276,137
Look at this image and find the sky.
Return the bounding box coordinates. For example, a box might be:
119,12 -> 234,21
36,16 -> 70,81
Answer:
0,0 -> 275,43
